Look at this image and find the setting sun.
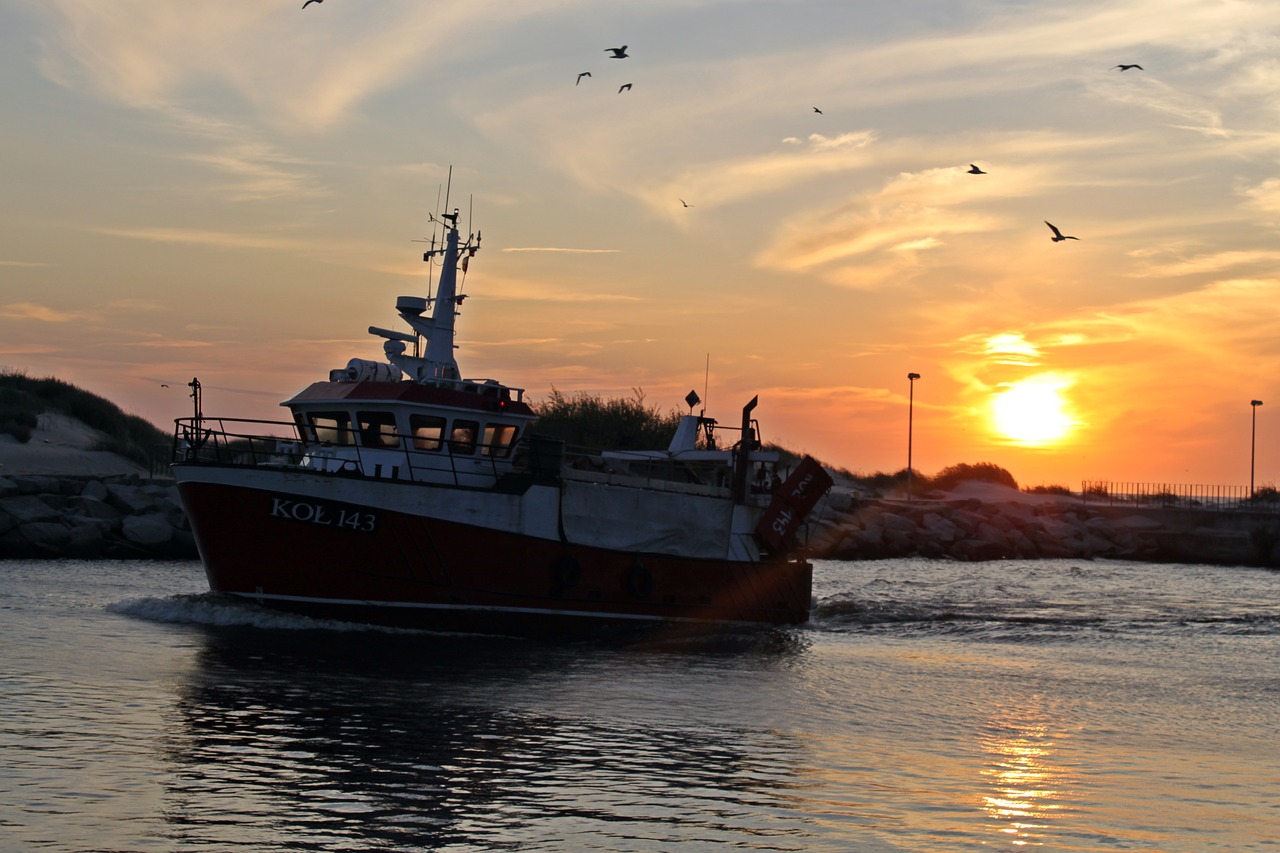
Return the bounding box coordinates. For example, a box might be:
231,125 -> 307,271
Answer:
991,377 -> 1075,445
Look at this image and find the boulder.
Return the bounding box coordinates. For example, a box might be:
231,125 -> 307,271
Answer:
105,482 -> 155,515
0,495 -> 63,524
122,513 -> 175,547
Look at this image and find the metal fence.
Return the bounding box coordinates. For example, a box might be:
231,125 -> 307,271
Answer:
1080,480 -> 1280,512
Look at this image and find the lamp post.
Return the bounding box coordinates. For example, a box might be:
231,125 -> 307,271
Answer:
907,373 -> 921,501
1251,399 -> 1263,501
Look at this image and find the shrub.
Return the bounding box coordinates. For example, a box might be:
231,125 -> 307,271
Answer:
929,462 -> 1018,492
1251,485 -> 1279,505
0,385 -> 42,443
529,388 -> 683,451
1025,484 -> 1074,496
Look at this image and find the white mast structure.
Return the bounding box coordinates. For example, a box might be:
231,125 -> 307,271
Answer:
372,209 -> 479,384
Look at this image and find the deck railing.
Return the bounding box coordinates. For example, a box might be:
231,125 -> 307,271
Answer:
171,416 -> 525,487
168,417 -> 751,492
1080,480 -> 1280,512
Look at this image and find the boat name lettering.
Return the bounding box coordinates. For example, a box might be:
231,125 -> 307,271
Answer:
769,507 -> 794,538
788,471 -> 816,499
269,497 -> 377,532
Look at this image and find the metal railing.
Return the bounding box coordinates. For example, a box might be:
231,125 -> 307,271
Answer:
171,416 -> 523,488
167,417 -> 756,494
1080,480 -> 1280,512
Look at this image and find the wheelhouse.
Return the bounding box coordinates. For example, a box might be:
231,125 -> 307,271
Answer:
283,374 -> 537,487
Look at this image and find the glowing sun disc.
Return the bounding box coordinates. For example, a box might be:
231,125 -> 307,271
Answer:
991,380 -> 1073,444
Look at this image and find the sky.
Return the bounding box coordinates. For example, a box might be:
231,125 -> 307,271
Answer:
3,0 -> 1280,489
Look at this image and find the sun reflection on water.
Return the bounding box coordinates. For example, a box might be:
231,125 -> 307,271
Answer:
978,704 -> 1080,847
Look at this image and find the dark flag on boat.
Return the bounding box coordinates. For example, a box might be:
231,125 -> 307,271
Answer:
754,455 -> 833,552
685,389 -> 701,410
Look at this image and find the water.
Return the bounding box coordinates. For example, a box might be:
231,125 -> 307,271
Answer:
2,558 -> 1277,852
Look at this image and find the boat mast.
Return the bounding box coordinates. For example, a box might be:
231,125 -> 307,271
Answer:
382,208 -> 475,383
422,213 -> 463,377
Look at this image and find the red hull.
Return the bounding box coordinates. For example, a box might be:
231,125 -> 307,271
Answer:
177,480 -> 813,634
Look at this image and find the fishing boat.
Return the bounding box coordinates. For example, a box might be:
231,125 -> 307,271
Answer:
171,197 -> 831,634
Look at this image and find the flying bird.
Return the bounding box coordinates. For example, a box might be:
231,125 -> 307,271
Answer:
968,164 -> 986,174
1114,64 -> 1143,71
618,83 -> 632,93
813,107 -> 823,114
1044,221 -> 1079,242
679,199 -> 692,208
605,45 -> 628,59
301,0 -> 322,8
160,384 -> 169,388
576,72 -> 591,85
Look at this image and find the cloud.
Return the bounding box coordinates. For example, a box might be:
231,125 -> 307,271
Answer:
87,225 -> 313,252
0,302 -> 84,323
1130,249 -> 1280,278
31,2 -> 548,131
184,143 -> 327,202
501,247 -> 621,254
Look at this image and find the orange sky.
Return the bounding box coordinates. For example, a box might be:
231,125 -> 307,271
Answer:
3,1 -> 1280,489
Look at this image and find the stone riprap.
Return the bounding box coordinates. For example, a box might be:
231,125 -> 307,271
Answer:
801,487 -> 1280,567
0,475 -> 197,559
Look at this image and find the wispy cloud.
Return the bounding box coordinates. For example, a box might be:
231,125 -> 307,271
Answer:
1130,249 -> 1280,278
0,302 -> 84,323
87,225 -> 313,252
501,247 -> 622,254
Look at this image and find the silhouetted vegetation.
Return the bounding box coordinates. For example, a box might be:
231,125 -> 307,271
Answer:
1025,484 -> 1074,497
1250,485 -> 1279,505
528,388 -> 683,451
929,462 -> 1019,492
846,462 -> 1022,497
0,370 -> 168,468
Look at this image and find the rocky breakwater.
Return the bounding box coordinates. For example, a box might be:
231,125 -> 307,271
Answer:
802,483 -> 1280,567
0,475 -> 198,559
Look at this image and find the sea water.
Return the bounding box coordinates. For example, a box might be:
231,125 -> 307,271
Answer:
1,557 -> 1277,852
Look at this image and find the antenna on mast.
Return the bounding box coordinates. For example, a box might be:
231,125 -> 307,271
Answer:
703,353 -> 710,416
442,165 -> 453,222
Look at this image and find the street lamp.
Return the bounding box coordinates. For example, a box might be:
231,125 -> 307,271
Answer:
907,373 -> 921,501
1251,399 -> 1263,501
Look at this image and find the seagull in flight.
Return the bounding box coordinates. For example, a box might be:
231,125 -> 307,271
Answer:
618,83 -> 632,93
1044,221 -> 1079,242
968,164 -> 986,174
679,199 -> 692,208
605,45 -> 628,59
301,0 -> 322,8
576,72 -> 591,85
813,107 -> 823,114
1114,64 -> 1143,71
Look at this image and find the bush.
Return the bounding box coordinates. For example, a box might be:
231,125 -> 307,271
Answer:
1251,485 -> 1279,505
1025,484 -> 1074,496
529,388 -> 683,451
0,385 -> 42,443
929,462 -> 1018,492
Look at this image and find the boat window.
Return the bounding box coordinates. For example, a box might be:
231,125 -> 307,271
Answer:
410,414 -> 446,452
481,424 -> 518,458
357,411 -> 400,448
450,420 -> 479,455
307,412 -> 354,446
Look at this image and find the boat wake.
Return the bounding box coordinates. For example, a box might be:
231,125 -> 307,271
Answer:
106,593 -> 413,633
811,593 -> 1280,639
